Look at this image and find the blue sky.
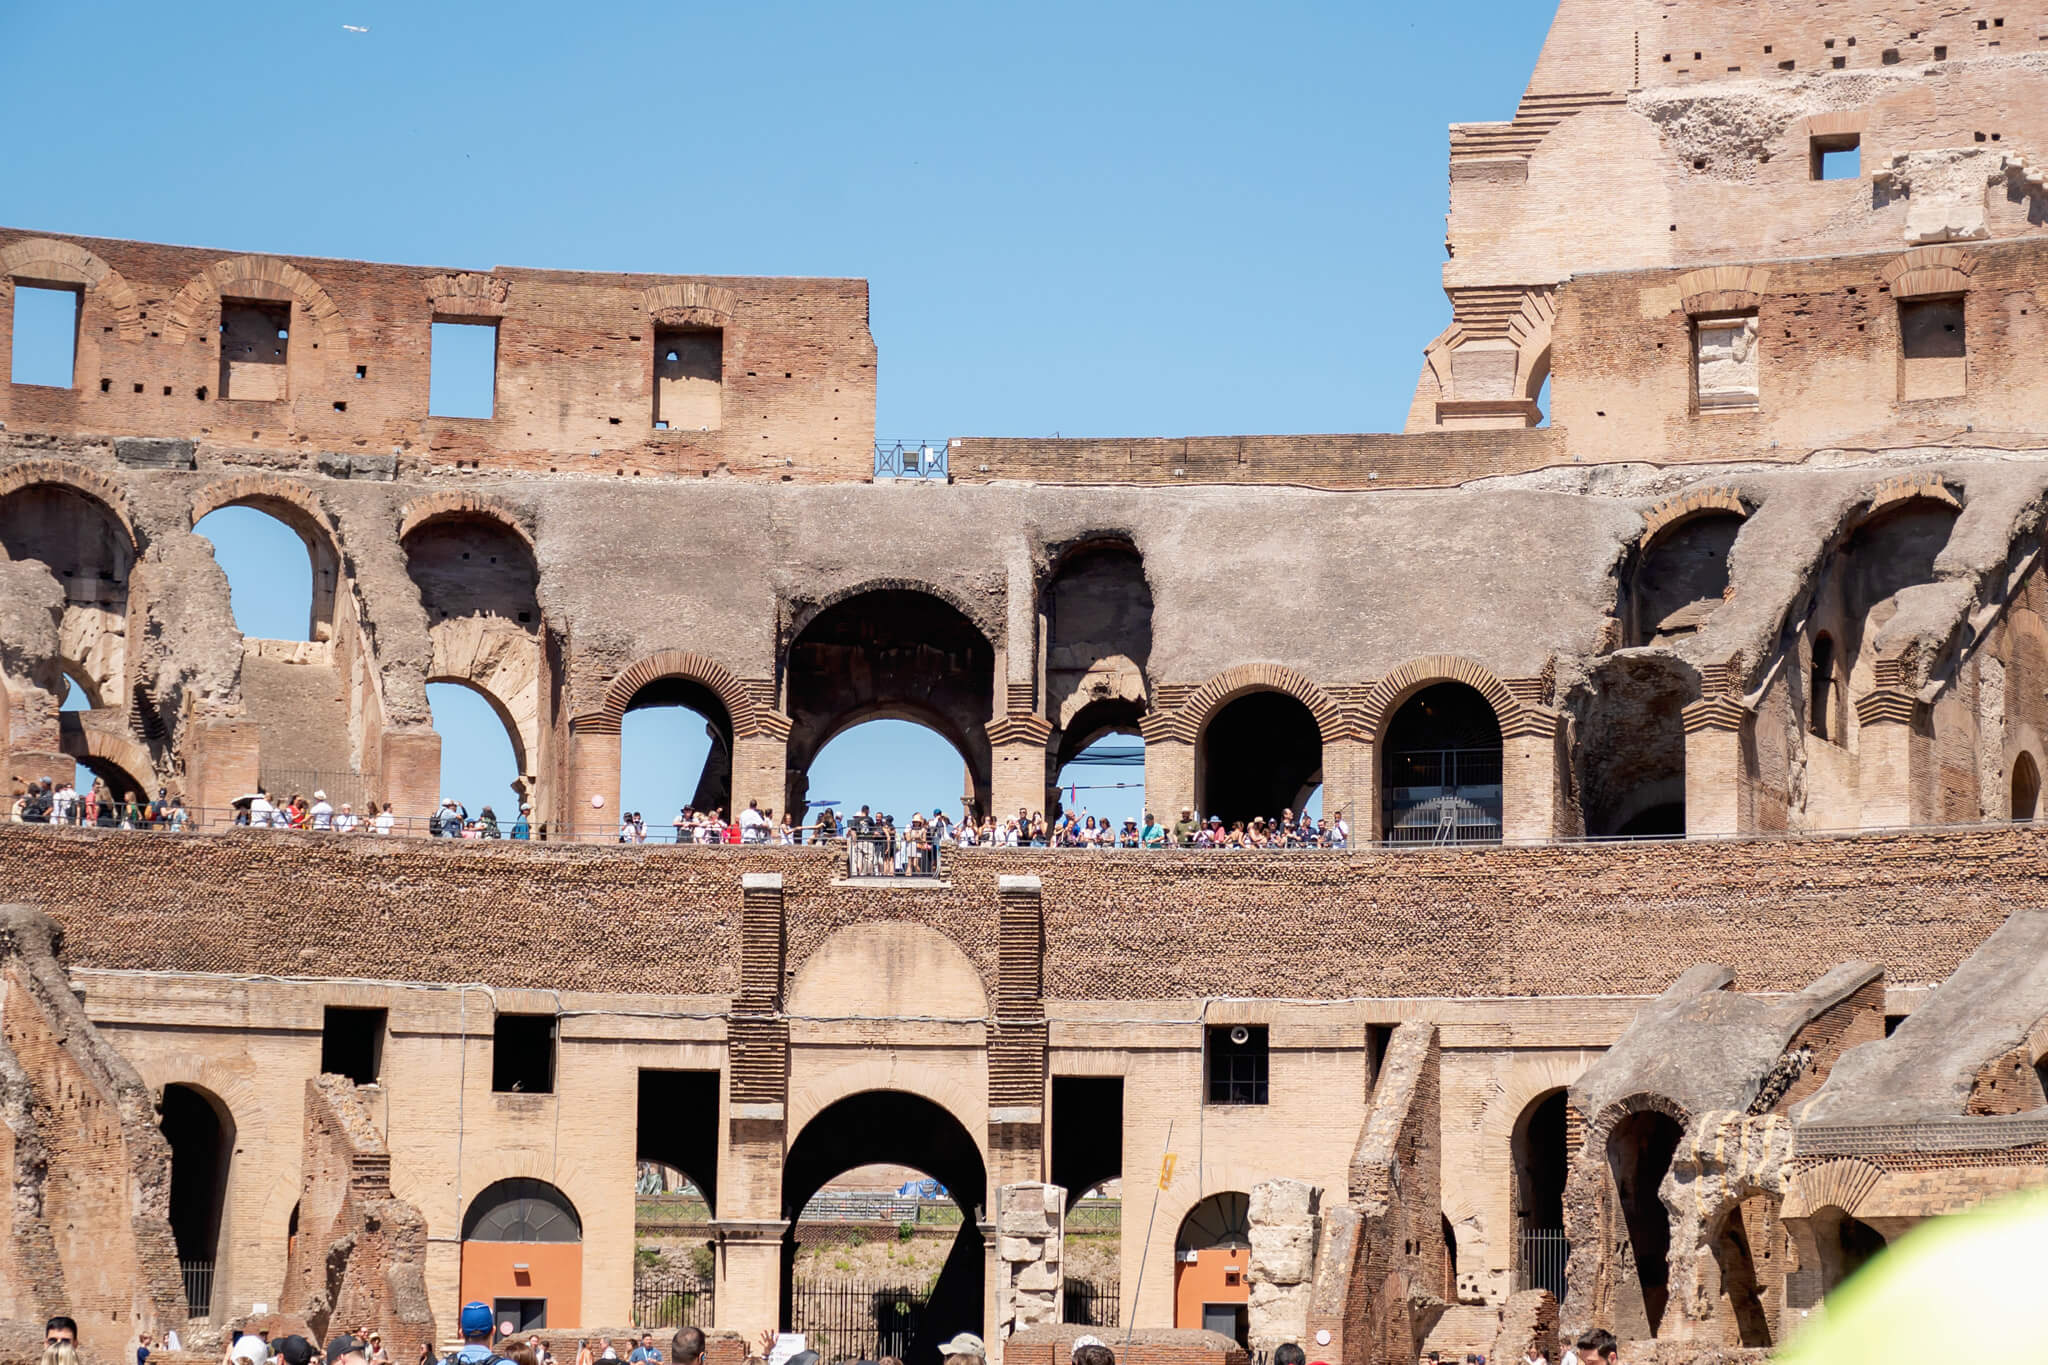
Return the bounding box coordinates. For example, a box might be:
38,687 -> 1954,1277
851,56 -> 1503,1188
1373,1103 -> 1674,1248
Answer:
4,1 -> 1556,827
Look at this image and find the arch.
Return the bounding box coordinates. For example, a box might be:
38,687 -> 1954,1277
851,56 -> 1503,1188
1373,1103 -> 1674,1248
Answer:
1806,1205 -> 1887,1293
189,477 -> 345,638
586,651 -> 763,739
1880,244 -> 1975,300
783,587 -> 997,817
0,474 -> 138,704
785,576 -> 1004,653
1043,538 -> 1152,806
642,282 -> 737,329
1174,664 -> 1344,745
1357,656 -> 1521,741
1508,289 -> 1557,403
1578,656 -> 1692,836
781,1090 -> 989,1358
460,1177 -> 584,1331
461,1177 -> 583,1242
2013,752 -> 2041,821
1606,1105 -> 1686,1337
160,1082 -> 236,1274
1173,1192 -> 1251,1341
787,922 -> 989,1022
0,237 -> 145,341
1196,688 -> 1325,826
1628,509 -> 1745,645
785,1059 -> 989,1148
1380,681 -> 1504,844
426,677 -> 530,804
1639,486 -> 1753,543
58,716 -> 158,801
1674,265 -> 1774,318
162,255 -> 349,350
1510,1088 -> 1570,1296
0,461 -> 139,550
398,492 -> 535,551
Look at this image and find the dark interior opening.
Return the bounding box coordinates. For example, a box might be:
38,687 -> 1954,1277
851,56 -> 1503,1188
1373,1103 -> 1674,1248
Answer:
320,1005 -> 387,1085
492,1012 -> 557,1094
637,1069 -> 720,1214
1609,1109 -> 1684,1336
162,1084 -> 234,1266
1051,1077 -> 1123,1210
1199,692 -> 1322,826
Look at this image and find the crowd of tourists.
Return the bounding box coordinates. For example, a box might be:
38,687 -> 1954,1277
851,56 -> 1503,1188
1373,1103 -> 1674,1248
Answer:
9,777 -> 188,829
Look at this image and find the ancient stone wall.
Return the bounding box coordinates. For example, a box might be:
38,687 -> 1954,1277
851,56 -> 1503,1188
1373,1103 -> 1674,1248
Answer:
5,823 -> 2043,998
0,230 -> 875,481
0,904 -> 185,1357
279,1077 -> 434,1360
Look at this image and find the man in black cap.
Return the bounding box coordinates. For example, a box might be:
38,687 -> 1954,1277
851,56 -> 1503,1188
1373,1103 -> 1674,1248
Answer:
275,1335 -> 318,1365
325,1336 -> 369,1365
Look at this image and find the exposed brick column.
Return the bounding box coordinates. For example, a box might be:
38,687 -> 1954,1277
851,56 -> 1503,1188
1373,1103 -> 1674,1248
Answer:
730,692 -> 792,829
1683,694 -> 1754,836
1501,708 -> 1567,842
183,717 -> 260,826
1319,735 -> 1368,841
715,872 -> 790,1335
988,712 -> 1054,823
1141,705 -> 1196,820
988,875 -> 1047,1189
1856,686 -> 1933,829
564,719 -> 621,842
380,727 -> 441,829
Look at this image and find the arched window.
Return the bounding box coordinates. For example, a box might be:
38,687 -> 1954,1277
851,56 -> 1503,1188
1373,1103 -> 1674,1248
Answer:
809,718 -> 973,833
1381,683 -> 1503,844
462,1178 -> 582,1242
1045,542 -> 1152,821
1630,512 -> 1743,646
1173,1193 -> 1251,1343
0,482 -> 134,705
2012,753 -> 2040,822
1198,691 -> 1324,827
1053,708 -> 1146,829
620,677 -> 733,835
1809,634 -> 1837,742
428,681 -> 524,820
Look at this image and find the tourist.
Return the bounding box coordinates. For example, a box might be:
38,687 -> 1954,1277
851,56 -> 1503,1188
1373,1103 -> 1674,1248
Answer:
738,799 -> 769,843
46,1319 -> 77,1350
479,805 -> 501,838
776,810 -> 798,844
325,1337 -> 368,1365
248,787 -> 274,828
511,804 -> 532,839
1271,1347 -> 1304,1365
1141,811 -> 1166,847
52,779 -> 77,826
122,790 -> 147,829
1574,1332 -> 1614,1365
936,1334 -> 985,1365
311,790 -> 334,830
1072,1347 -> 1114,1365
505,1345 -> 538,1365
627,1335 -> 662,1364
136,1331 -> 154,1365
334,802 -> 359,833
1521,1345 -> 1547,1365
230,1334 -> 269,1365
164,796 -> 190,831
813,805 -> 839,843
276,1335 -> 317,1365
44,1343 -> 78,1365
366,1333 -> 389,1365
373,802 -> 396,835
527,1338 -> 551,1365
452,1303 -> 499,1365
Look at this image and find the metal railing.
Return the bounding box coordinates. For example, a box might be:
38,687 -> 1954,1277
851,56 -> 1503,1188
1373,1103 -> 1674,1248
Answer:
789,1278 -> 928,1362
180,1258 -> 215,1318
631,1272 -> 714,1329
844,833 -> 946,878
873,439 -> 950,481
1062,1275 -> 1120,1327
1517,1225 -> 1568,1301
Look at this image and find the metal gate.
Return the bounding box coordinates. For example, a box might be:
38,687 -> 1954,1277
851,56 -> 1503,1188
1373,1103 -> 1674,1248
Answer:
1517,1225 -> 1568,1301
789,1279 -> 929,1362
632,1272 -> 714,1329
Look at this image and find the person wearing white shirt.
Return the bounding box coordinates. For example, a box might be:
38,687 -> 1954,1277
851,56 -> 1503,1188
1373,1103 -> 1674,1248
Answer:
333,803 -> 358,833
372,803 -> 396,835
248,790 -> 275,828
738,799 -> 769,843
310,790 -> 334,830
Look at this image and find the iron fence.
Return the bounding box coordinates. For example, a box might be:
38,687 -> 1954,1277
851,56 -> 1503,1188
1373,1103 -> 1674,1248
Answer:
180,1258 -> 215,1318
1518,1225 -> 1568,1301
1062,1275 -> 1120,1327
631,1272 -> 715,1329
873,440 -> 950,481
1383,746 -> 1506,845
845,833 -> 946,879
789,1278 -> 929,1362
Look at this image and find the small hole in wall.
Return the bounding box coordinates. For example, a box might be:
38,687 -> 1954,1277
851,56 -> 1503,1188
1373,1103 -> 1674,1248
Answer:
133,383 -> 143,394
1825,37 -> 1836,47
1883,47 -> 1900,62
1663,52 -> 1672,61
1847,35 -> 1856,44
1833,55 -> 1846,67
608,416 -> 621,425
1763,44 -> 1772,52
1694,157 -> 1707,169
197,386 -> 208,400
1858,324 -> 1866,331
1670,224 -> 1678,231
1976,131 -> 1988,142
1847,286 -> 1858,294
355,365 -> 367,379
162,385 -> 172,396
334,401 -> 347,412
1780,59 -> 1795,69
1597,410 -> 1607,417
1935,45 -> 1947,58
1694,50 -> 1702,58
99,378 -> 110,393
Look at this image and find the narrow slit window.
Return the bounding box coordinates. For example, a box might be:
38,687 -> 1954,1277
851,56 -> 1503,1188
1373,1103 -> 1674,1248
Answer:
430,319 -> 499,418
1811,133 -> 1861,180
1810,633 -> 1836,740
10,283 -> 81,387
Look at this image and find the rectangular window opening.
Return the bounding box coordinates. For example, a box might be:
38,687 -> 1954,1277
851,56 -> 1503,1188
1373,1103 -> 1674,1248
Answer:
219,298 -> 292,401
430,318 -> 499,419
10,283 -> 81,387
320,1005 -> 387,1085
653,326 -> 723,431
1694,313 -> 1761,411
1206,1024 -> 1269,1106
492,1012 -> 556,1094
1811,133 -> 1861,180
1899,296 -> 1967,400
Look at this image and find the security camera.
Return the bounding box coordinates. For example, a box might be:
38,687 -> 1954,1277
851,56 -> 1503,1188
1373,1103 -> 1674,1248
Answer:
1229,1025 -> 1250,1046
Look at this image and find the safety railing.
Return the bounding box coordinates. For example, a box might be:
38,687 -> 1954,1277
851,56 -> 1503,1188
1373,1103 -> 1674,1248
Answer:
180,1257 -> 215,1319
1517,1224 -> 1568,1300
873,439 -> 950,481
843,832 -> 946,878
630,1272 -> 714,1329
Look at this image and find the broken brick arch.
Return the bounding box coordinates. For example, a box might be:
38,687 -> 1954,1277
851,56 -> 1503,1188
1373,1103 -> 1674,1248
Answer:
161,255 -> 350,352
189,475 -> 346,642
0,460 -> 140,550
58,715 -> 159,802
398,492 -> 537,552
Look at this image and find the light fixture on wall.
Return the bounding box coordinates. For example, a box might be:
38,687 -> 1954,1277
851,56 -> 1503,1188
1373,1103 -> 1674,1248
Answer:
1229,1025 -> 1250,1045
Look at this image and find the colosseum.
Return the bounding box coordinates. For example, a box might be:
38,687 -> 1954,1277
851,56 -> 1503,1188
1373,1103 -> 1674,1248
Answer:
3,1 -> 2048,1362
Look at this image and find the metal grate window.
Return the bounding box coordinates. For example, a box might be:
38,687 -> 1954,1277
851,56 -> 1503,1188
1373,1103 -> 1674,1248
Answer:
1206,1025 -> 1268,1105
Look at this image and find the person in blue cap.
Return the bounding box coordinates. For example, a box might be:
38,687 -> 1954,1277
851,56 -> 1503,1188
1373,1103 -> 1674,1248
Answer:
453,1303 -> 505,1365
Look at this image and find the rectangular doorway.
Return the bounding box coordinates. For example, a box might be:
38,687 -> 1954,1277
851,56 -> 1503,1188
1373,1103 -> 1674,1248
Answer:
493,1298 -> 547,1333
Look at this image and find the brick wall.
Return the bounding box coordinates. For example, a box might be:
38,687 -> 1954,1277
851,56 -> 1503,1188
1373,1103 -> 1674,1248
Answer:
7,824 -> 2047,998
